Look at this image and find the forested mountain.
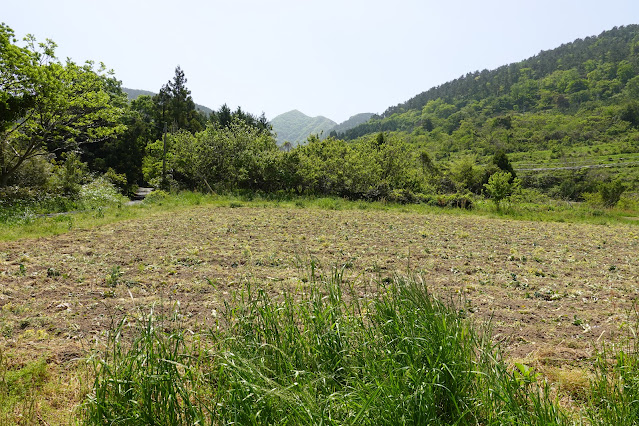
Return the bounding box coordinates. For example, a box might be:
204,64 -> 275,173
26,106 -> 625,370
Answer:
328,113 -> 375,135
340,25 -> 639,146
122,87 -> 213,115
271,110 -> 336,145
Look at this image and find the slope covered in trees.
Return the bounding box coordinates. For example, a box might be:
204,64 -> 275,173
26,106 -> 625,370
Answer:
271,110 -> 336,145
341,25 -> 639,143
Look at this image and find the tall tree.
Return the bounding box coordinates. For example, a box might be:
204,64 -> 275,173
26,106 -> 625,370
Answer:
0,24 -> 125,186
153,66 -> 204,134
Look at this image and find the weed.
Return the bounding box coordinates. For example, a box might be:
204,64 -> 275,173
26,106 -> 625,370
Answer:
105,266 -> 122,287
84,269 -> 569,424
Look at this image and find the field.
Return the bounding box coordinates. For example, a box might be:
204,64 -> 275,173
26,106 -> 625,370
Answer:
1,200 -> 639,422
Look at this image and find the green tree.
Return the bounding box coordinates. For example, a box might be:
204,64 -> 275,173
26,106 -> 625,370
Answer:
0,24 -> 125,186
492,149 -> 516,178
153,66 -> 205,134
484,171 -> 520,210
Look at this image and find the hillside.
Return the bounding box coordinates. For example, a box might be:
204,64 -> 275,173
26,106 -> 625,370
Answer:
271,110 -> 336,145
329,113 -> 375,135
122,87 -> 213,115
340,25 -> 639,147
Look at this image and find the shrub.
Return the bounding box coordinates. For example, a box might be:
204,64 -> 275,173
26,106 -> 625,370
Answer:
79,177 -> 126,210
484,171 -> 521,210
599,179 -> 625,208
143,190 -> 170,204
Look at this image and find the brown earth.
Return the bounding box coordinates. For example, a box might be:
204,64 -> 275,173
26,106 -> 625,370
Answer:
1,205 -> 638,367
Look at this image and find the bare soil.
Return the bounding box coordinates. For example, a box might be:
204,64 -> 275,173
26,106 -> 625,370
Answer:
1,205 -> 638,367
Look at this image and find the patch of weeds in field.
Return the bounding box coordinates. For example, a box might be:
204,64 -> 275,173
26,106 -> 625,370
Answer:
84,309 -> 212,425
105,266 -> 122,287
534,286 -> 562,301
586,307 -> 639,424
84,268 -> 569,425
46,267 -> 61,278
0,355 -> 48,424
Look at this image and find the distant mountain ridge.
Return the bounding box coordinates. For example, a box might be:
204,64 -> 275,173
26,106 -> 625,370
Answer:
122,87 -> 213,115
271,110 -> 375,145
271,110 -> 337,145
330,113 -> 374,134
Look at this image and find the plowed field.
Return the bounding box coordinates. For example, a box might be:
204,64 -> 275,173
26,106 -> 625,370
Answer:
1,205 -> 638,365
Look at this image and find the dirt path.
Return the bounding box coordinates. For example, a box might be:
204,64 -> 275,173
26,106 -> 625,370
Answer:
124,187 -> 154,206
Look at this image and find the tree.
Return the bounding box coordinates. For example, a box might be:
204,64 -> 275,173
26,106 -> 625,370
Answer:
153,66 -> 204,134
492,149 -> 516,179
484,171 -> 521,210
0,24 -> 125,186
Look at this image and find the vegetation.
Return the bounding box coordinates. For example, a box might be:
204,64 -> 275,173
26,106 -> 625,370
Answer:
0,193 -> 638,422
77,269 -> 639,425
270,109 -> 336,146
3,23 -> 639,215
4,20 -> 639,425
83,271 -> 567,425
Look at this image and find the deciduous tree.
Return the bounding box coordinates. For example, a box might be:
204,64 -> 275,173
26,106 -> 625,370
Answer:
0,24 -> 125,186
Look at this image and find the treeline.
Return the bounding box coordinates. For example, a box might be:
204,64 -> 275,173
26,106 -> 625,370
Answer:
0,22 -> 632,214
155,125 -> 531,208
0,21 -> 274,210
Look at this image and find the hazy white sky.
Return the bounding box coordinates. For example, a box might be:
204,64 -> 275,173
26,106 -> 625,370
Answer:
4,0 -> 639,122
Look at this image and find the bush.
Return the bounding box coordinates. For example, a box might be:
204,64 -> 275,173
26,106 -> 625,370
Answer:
484,171 -> 521,210
79,177 -> 127,210
599,179 -> 625,207
143,190 -> 170,204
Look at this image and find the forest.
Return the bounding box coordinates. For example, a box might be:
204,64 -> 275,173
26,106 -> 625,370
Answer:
2,23 -> 639,218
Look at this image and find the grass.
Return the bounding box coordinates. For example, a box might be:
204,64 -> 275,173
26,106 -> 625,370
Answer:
80,268 -> 639,425
83,269 -> 569,425
1,190 -> 637,241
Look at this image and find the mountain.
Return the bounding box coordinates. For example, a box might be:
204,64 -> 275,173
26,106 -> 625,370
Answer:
271,110 -> 337,145
329,113 -> 375,134
340,24 -> 639,146
122,87 -> 213,115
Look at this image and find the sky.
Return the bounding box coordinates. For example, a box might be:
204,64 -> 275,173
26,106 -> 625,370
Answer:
3,0 -> 639,123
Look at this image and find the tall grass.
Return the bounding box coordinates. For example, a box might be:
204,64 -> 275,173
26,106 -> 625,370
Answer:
587,306 -> 639,425
84,269 -> 572,425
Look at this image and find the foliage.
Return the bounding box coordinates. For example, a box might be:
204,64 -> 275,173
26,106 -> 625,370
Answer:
5,22 -> 639,213
598,178 -> 626,207
79,177 -> 127,210
48,152 -> 90,198
0,24 -> 125,186
484,171 -> 521,209
84,270 -> 569,425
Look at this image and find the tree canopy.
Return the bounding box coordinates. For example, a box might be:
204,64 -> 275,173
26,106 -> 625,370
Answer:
0,23 -> 125,186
